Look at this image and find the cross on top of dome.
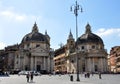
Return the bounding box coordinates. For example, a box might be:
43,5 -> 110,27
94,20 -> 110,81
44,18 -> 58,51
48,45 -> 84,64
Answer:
32,22 -> 39,33
85,23 -> 92,34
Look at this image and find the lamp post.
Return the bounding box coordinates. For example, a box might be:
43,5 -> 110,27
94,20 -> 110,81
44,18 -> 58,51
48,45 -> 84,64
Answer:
70,0 -> 83,81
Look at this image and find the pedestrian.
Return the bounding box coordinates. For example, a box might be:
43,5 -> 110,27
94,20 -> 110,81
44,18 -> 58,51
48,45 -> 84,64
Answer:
91,72 -> 94,76
99,72 -> 102,79
84,72 -> 87,78
30,72 -> 34,82
86,72 -> 90,78
26,72 -> 30,82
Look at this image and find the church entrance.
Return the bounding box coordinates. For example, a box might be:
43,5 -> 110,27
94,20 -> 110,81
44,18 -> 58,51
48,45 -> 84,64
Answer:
36,65 -> 41,71
94,65 -> 98,72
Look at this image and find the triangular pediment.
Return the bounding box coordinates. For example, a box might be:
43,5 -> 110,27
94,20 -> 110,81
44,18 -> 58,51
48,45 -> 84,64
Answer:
30,47 -> 49,56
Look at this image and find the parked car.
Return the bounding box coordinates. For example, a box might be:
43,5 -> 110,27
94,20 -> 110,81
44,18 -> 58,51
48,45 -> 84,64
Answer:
18,71 -> 41,76
32,71 -> 41,76
18,71 -> 28,75
40,70 -> 48,74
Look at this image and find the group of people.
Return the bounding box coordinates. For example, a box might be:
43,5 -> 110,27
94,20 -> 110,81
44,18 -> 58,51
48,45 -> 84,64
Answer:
84,72 -> 90,78
84,72 -> 102,79
26,72 -> 34,82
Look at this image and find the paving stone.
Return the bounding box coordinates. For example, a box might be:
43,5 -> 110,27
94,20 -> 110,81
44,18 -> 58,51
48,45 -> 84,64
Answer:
0,74 -> 120,84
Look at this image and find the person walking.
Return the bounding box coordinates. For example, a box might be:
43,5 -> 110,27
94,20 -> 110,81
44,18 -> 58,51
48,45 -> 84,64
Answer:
30,72 -> 34,82
99,72 -> 102,79
26,72 -> 30,82
84,72 -> 87,78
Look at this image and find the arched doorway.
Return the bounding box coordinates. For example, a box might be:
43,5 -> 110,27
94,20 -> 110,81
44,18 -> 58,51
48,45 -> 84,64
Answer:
36,65 -> 41,71
94,65 -> 98,72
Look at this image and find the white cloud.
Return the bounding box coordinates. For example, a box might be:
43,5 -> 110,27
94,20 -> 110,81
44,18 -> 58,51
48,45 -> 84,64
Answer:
0,42 -> 6,49
0,9 -> 42,22
0,10 -> 27,21
0,1 -> 42,23
0,1 -> 26,22
95,28 -> 120,37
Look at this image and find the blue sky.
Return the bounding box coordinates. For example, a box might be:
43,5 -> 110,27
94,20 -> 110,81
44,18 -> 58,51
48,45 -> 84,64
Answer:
0,0 -> 120,53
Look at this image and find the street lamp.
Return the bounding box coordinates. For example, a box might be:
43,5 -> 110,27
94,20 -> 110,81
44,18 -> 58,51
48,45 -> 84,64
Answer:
70,0 -> 83,81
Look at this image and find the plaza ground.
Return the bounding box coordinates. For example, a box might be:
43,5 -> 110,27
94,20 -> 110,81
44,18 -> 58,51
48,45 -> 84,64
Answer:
0,74 -> 120,84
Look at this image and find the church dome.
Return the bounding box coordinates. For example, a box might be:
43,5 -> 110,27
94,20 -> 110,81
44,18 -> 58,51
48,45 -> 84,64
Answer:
76,23 -> 104,45
21,23 -> 49,44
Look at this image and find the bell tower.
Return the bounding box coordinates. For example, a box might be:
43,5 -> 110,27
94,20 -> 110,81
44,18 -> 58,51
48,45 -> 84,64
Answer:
67,30 -> 75,53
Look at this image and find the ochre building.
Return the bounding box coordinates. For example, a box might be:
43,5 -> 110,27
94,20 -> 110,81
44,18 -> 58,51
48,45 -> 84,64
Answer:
109,46 -> 120,73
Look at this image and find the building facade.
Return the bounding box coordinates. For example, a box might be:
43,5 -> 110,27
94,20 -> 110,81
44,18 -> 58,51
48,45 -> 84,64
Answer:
109,46 -> 120,73
54,23 -> 108,73
0,23 -> 54,73
54,46 -> 67,73
0,44 -> 19,71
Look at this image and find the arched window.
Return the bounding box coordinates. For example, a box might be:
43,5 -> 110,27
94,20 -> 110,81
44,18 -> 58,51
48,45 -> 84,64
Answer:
81,46 -> 85,50
92,45 -> 95,49
36,44 -> 40,47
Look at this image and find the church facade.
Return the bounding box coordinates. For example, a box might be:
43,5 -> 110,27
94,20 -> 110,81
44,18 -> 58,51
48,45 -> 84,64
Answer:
0,23 -> 54,73
0,23 -> 108,74
54,23 -> 108,73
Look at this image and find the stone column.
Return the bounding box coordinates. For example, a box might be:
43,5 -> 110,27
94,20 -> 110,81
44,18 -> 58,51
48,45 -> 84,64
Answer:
88,58 -> 91,72
92,58 -> 95,72
98,58 -> 101,72
23,54 -> 26,70
34,56 -> 36,71
103,58 -> 107,72
90,58 -> 92,72
43,56 -> 46,70
85,58 -> 87,72
100,58 -> 103,72
102,58 -> 104,72
47,57 -> 50,72
18,55 -> 21,69
22,52 -> 24,70
30,56 -> 33,70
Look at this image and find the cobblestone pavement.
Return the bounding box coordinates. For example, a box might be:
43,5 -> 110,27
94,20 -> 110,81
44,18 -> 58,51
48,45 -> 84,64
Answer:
0,74 -> 120,84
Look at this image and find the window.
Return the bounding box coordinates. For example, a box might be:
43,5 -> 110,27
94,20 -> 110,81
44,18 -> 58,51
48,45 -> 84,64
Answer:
27,44 -> 30,48
81,46 -> 84,50
17,55 -> 18,58
36,44 -> 40,47
71,60 -> 74,63
92,45 -> 95,49
71,41 -> 73,44
100,46 -> 103,49
94,65 -> 98,72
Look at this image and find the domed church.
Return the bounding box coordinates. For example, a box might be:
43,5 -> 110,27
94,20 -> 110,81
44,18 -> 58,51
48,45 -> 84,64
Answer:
14,22 -> 54,73
66,23 -> 108,73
